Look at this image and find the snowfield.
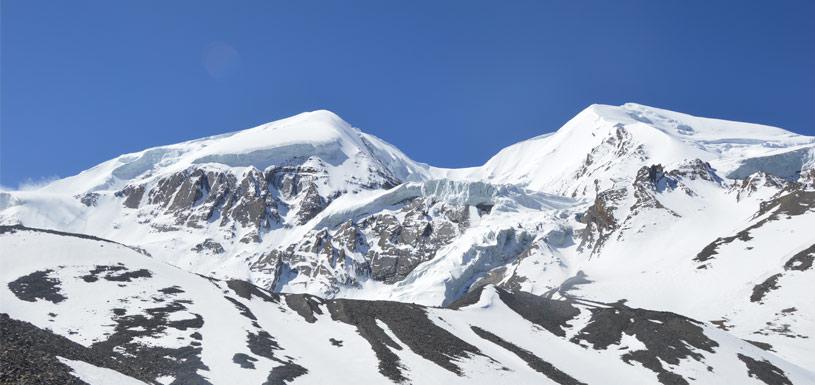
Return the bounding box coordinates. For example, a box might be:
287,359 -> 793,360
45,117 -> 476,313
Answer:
2,226 -> 813,384
1,103 -> 814,384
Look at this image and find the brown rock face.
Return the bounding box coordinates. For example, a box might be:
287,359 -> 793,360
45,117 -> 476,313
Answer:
577,187 -> 625,254
114,158 -> 403,239
116,185 -> 145,208
249,197 -> 476,292
113,166 -> 341,233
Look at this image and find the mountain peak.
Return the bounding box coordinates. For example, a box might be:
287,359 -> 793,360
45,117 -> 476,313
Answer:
281,109 -> 355,136
38,108 -> 420,195
460,102 -> 814,196
301,108 -> 346,122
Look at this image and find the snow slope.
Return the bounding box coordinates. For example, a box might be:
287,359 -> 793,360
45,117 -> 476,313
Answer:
2,226 -> 813,385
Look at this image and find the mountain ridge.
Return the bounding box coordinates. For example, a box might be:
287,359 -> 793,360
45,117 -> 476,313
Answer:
21,102 -> 815,198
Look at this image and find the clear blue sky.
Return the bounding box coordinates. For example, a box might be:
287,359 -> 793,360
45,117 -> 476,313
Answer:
2,1 -> 813,187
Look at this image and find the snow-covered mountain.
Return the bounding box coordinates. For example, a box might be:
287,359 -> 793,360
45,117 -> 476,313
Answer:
2,103 -> 814,384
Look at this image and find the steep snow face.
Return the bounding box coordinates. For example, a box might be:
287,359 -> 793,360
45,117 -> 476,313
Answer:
458,103 -> 814,198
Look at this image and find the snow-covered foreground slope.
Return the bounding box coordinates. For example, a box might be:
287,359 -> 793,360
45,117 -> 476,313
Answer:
2,226 -> 813,385
1,103 -> 814,380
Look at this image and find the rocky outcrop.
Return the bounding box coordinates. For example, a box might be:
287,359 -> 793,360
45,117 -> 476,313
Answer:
731,172 -> 788,201
579,160 -> 723,255
250,197 -> 477,296
192,239 -> 225,254
570,124 -> 647,198
367,199 -> 462,284
631,164 -> 682,212
293,184 -> 327,224
577,187 -> 625,253
112,162 -> 394,239
115,184 -> 145,208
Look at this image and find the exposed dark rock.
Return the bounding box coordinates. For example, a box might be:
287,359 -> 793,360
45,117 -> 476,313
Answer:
447,285 -> 486,310
116,184 -> 145,208
692,192 -> 811,264
570,303 -> 718,385
737,353 -> 792,385
471,326 -> 586,385
8,270 -> 67,304
783,243 -> 815,271
755,190 -> 815,220
77,192 -> 100,207
246,330 -> 308,385
249,196 -> 470,295
667,159 -> 722,184
750,274 -> 782,303
4,269 -> 211,385
577,188 -> 625,253
570,125 -> 646,198
247,330 -> 282,360
192,239 -> 225,254
91,297 -> 211,384
81,264 -> 127,282
745,340 -> 774,352
159,286 -> 186,295
694,229 -> 753,264
366,199 -> 463,284
168,169 -> 210,212
149,171 -> 188,208
584,161 -> 717,255
732,172 -> 788,201
233,353 -> 258,369
169,313 -> 204,331
82,264 -> 152,282
227,279 -> 279,302
105,268 -> 152,282
284,294 -> 324,323
134,167 -> 287,232
240,231 -> 262,244
327,298 -> 488,382
294,183 -> 327,224
225,296 -> 258,321
222,169 -> 280,229
0,313 -> 154,384
496,289 -> 579,337
264,363 -> 309,385
630,164 -> 683,215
